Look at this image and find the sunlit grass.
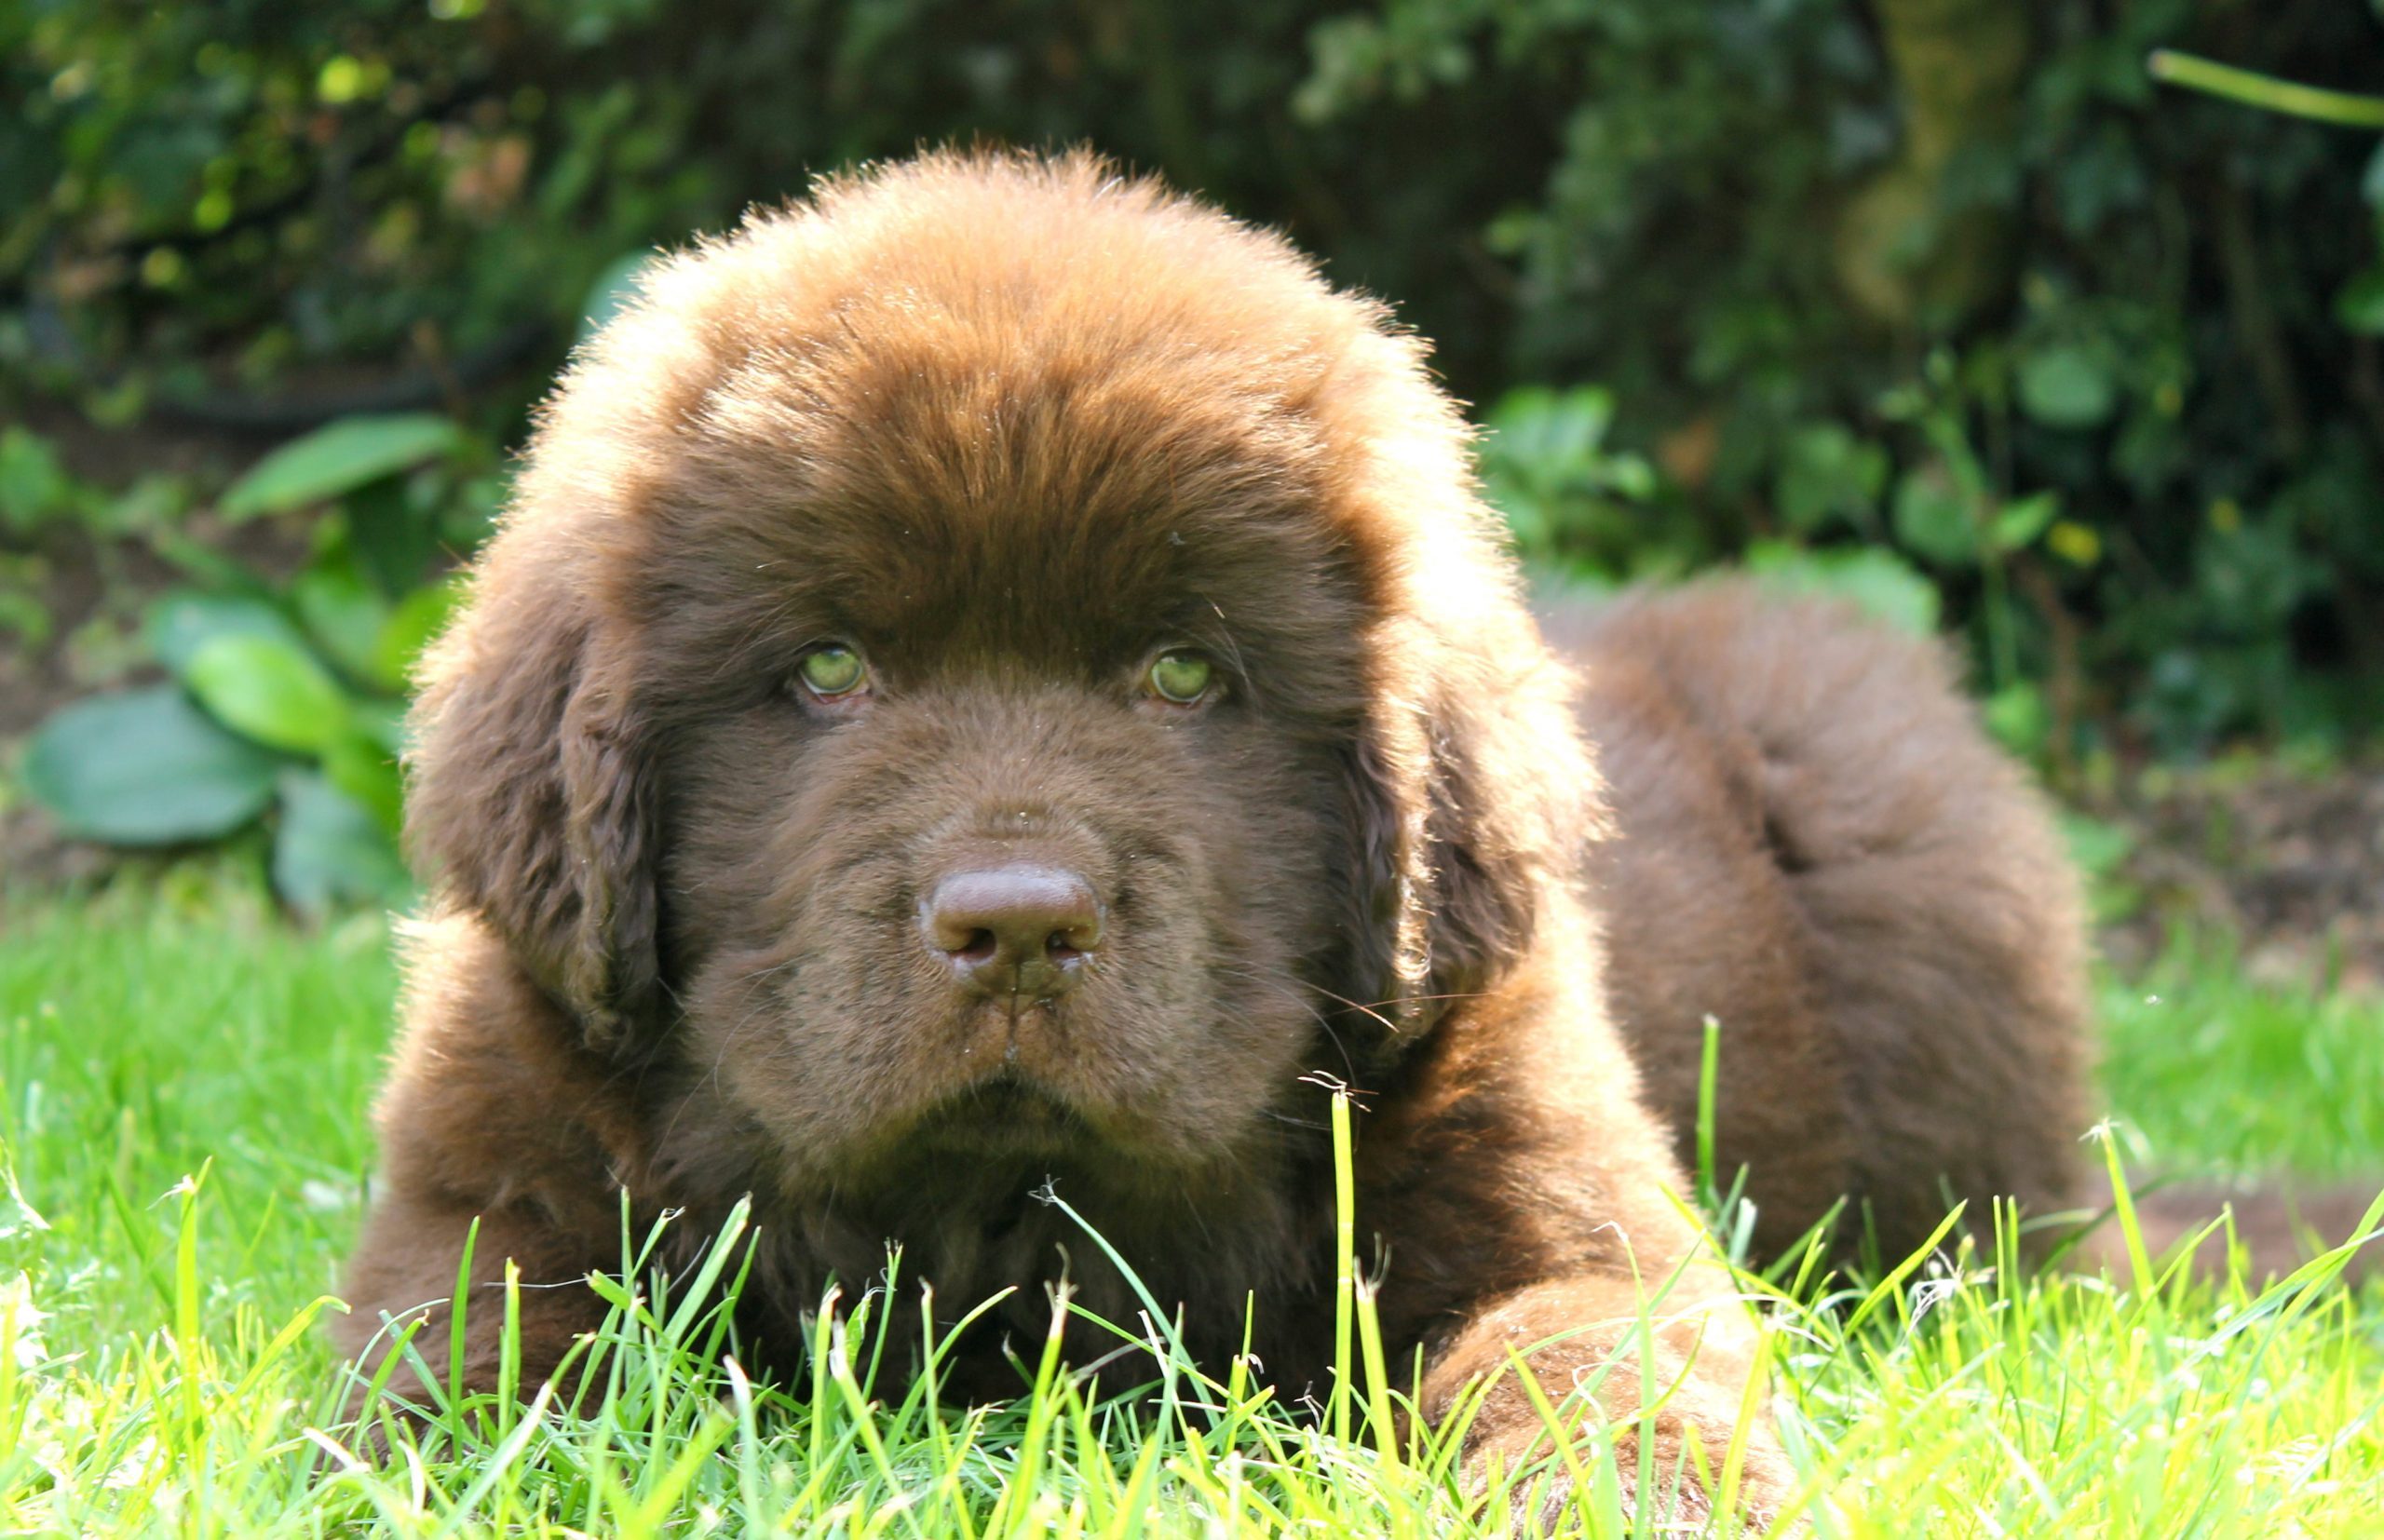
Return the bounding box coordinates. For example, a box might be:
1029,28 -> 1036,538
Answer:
2101,930 -> 2384,1178
3,885 -> 2382,1535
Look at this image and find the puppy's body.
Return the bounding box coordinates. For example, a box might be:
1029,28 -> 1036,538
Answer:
1562,591 -> 2089,1263
337,153 -> 2090,1515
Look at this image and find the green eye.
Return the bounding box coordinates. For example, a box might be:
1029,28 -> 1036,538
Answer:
1147,650 -> 1214,704
797,644 -> 867,697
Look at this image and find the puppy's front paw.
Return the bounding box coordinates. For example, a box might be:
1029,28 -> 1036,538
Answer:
1462,1403 -> 1789,1537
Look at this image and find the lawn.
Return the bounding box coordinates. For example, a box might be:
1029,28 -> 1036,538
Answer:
4,880 -> 2383,1536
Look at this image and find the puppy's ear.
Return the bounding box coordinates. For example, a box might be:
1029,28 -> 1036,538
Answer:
1338,723 -> 1433,1048
405,564 -> 662,1053
1340,617 -> 1592,1048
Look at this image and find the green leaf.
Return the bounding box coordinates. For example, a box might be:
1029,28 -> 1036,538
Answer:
320,729 -> 405,836
1601,453 -> 1659,501
372,578 -> 464,689
1990,490 -> 2061,553
440,469 -> 507,551
347,696 -> 410,755
1485,385 -> 1616,472
1775,423 -> 1888,534
345,476 -> 443,597
2060,811 -> 2134,879
1742,540 -> 1942,634
2337,268 -> 2384,335
184,633 -> 352,753
0,427 -> 73,536
147,529 -> 275,595
20,686 -> 281,845
1983,681 -> 2050,756
218,413 -> 464,522
1891,462 -> 1981,566
2016,346 -> 2117,430
272,770 -> 413,916
144,590 -> 309,681
291,556 -> 392,686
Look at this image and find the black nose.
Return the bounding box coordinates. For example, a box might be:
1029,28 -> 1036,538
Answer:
920,864 -> 1104,1001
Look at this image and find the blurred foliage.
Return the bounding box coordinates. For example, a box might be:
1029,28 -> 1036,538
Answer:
5,0 -> 2384,903
14,415 -> 479,911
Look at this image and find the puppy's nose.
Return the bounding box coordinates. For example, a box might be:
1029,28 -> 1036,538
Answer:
920,865 -> 1104,1001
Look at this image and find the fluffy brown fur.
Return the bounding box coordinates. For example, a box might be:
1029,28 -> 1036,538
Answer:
1543,592 -> 2092,1266
336,150 -> 2108,1519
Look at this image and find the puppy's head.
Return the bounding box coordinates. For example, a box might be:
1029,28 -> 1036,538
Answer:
407,152 -> 1592,1192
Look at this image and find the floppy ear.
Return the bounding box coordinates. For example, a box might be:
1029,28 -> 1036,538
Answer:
1339,628 -> 1588,1052
404,562 -> 663,1055
1337,721 -> 1433,1047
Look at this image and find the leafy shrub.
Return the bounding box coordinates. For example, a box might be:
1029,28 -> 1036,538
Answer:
1293,0 -> 2384,759
18,413 -> 486,912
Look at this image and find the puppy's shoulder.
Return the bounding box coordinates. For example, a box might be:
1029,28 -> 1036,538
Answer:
375,909 -> 647,1216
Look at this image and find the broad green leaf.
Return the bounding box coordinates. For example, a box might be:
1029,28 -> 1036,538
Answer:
1485,385 -> 1616,473
1983,681 -> 2050,756
292,556 -> 392,686
147,528 -> 275,594
185,633 -> 352,753
1990,490 -> 2061,553
372,578 -> 464,688
2016,346 -> 2117,429
345,476 -> 444,597
218,413 -> 464,522
1891,461 -> 1981,566
144,590 -> 309,680
1743,540 -> 1941,634
440,469 -> 507,550
1602,453 -> 1659,500
272,770 -> 413,915
348,696 -> 410,754
20,685 -> 281,844
320,729 -> 404,836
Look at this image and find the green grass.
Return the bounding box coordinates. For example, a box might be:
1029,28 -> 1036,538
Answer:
4,885 -> 2384,1536
2102,935 -> 2384,1179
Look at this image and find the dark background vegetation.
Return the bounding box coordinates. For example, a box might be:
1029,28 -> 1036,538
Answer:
3,0 -> 2382,928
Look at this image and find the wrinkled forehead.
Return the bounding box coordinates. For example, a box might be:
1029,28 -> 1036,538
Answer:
620,331 -> 1368,691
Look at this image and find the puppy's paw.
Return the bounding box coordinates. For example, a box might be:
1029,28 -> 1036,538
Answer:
1462,1407 -> 1792,1537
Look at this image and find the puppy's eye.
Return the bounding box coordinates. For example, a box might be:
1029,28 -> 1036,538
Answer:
795,643 -> 868,699
1145,650 -> 1215,705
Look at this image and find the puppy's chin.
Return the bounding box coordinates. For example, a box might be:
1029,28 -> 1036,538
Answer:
824,1006 -> 1197,1170
907,1072 -> 1096,1161
686,991 -> 1167,1177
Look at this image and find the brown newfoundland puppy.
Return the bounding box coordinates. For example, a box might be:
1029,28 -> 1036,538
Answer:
336,151 -> 2090,1517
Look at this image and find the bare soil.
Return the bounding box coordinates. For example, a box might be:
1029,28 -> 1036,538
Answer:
2099,758 -> 2384,993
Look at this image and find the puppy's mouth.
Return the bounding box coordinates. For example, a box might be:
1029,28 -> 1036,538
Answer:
914,1070 -> 1093,1155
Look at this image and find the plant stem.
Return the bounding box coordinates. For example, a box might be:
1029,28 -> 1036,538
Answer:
2148,50 -> 2384,129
